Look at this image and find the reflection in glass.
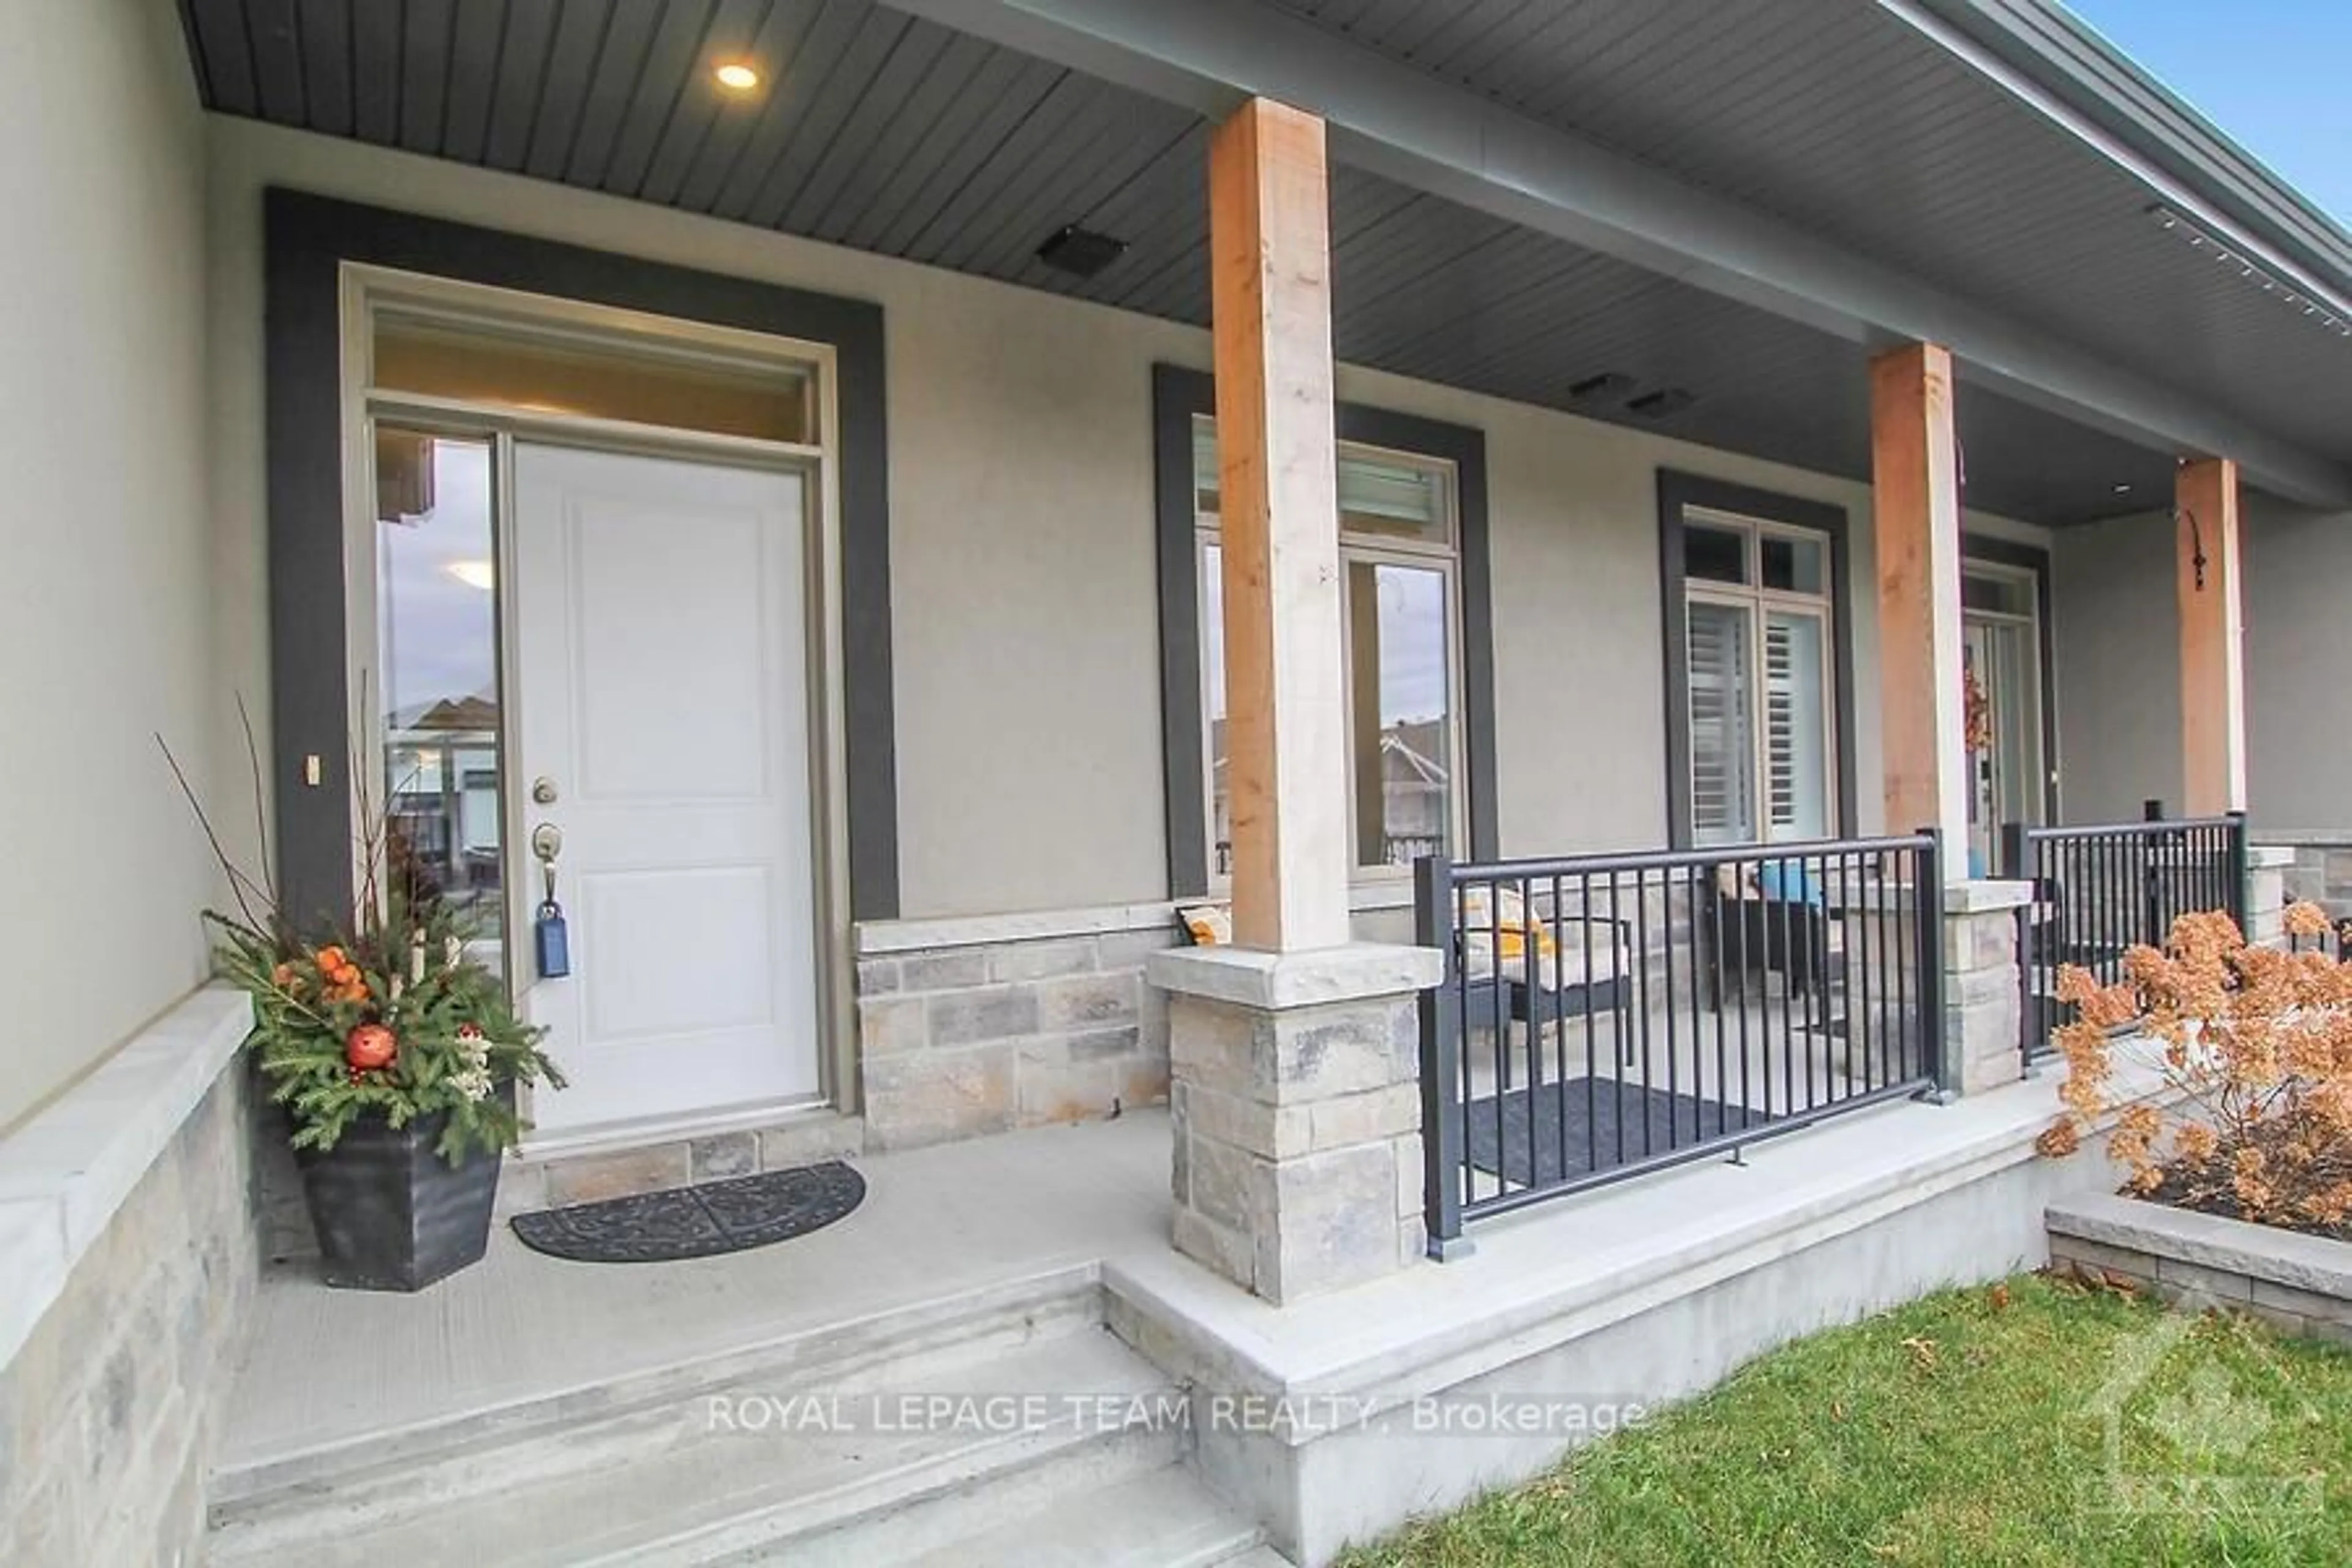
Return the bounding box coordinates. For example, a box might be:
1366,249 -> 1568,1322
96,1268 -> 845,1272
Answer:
377,429 -> 505,963
1202,540 -> 1231,878
373,314 -> 811,445
1350,562 -> 1452,867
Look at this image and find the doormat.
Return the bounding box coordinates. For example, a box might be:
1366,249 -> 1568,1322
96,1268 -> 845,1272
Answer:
510,1161 -> 865,1264
1461,1079 -> 1776,1188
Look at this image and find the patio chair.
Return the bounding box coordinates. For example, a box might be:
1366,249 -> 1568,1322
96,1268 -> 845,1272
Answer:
1452,887 -> 1638,1067
1705,861 -> 1845,1027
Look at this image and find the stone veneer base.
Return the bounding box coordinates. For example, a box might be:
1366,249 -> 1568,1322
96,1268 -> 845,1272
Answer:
853,921 -> 1180,1153
0,987 -> 261,1566
2047,1191 -> 2352,1343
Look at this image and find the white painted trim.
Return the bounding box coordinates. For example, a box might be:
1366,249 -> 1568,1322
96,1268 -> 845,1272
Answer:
0,986 -> 252,1371
856,881 -> 1423,957
514,1098 -> 837,1162
857,901 -> 1183,956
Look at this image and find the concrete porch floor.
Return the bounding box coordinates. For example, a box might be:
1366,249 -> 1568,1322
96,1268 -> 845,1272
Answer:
217,1111 -> 1175,1473
214,1062 -> 2116,1563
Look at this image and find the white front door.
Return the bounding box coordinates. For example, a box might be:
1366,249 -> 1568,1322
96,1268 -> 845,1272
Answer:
511,443 -> 823,1136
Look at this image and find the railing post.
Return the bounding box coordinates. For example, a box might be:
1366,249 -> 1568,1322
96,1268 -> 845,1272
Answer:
2140,799 -> 2167,949
2001,821 -> 2035,1066
2226,810 -> 2250,930
1915,828 -> 1952,1098
1413,854 -> 1469,1259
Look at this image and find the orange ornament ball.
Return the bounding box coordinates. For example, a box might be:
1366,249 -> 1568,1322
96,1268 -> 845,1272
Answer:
345,1023 -> 398,1072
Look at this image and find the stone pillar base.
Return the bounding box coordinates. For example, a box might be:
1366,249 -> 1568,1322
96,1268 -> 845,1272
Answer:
1148,943 -> 1441,1306
2247,845 -> 2294,948
1945,880 -> 2029,1093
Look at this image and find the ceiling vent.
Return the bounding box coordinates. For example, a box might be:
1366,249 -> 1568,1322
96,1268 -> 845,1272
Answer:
1567,371 -> 1639,404
1036,225 -> 1129,279
1627,388 -> 1697,419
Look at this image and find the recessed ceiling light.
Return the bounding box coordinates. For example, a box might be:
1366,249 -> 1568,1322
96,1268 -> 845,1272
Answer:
713,61 -> 761,93
446,560 -> 496,592
2111,482 -> 2133,496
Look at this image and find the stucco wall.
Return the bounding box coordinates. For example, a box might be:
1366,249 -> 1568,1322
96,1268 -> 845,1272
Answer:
2050,509 -> 2182,824
2242,495 -> 2352,834
0,0 -> 218,1129
2051,496 -> 2352,835
204,117 -> 2049,928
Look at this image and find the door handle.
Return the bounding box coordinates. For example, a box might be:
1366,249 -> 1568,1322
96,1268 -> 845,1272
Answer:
530,823 -> 570,979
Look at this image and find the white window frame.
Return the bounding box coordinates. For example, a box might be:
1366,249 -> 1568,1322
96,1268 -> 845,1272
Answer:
1961,557 -> 2048,832
1193,420 -> 1468,885
1681,505 -> 1841,846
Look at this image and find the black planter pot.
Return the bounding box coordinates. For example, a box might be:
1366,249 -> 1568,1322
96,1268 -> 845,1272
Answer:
295,1096 -> 505,1292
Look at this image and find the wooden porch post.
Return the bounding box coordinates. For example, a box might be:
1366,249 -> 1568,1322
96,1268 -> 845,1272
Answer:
1869,342 -> 1969,870
2176,457 -> 2248,815
1208,97 -> 1350,951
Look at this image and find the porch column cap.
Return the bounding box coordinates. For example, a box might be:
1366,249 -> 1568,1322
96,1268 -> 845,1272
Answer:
1945,878 -> 2033,915
2247,845 -> 2297,871
1148,941 -> 1441,1010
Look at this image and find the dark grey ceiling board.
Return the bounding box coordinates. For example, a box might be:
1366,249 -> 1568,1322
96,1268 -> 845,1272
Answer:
1340,235 -> 1622,369
782,19 -> 969,236
1359,0 -> 1483,59
243,0 -> 306,124
1341,235 -> 1615,364
1632,34 -> 1933,181
519,0 -> 612,178
630,0 -> 779,202
480,0 -> 559,170
825,45 -> 1038,248
1412,0 -> 1557,80
556,0 -> 663,185
734,4 -> 914,225
932,83 -> 1155,273
164,0 -> 2340,522
1510,4 -> 1716,126
1333,224 -> 1512,331
658,0 -> 826,206
861,55 -> 1069,254
968,111 -> 1198,283
184,0 -> 260,118
597,0 -> 725,198
293,0 -> 355,135
899,70 -> 1104,263
439,0 -> 513,165
696,0 -> 880,217
346,0 -> 402,143
1089,151 -> 1212,311
1054,119 -> 1205,258
1327,172 -> 1424,251
396,0 -> 457,156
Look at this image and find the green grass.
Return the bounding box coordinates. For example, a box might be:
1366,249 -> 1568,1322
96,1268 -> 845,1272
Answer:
1336,1275 -> 2352,1567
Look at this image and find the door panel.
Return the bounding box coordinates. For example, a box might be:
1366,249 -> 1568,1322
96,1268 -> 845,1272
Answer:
513,444 -> 821,1136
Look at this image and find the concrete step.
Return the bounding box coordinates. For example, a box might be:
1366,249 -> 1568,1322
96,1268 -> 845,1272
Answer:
209,1263 -> 1099,1512
206,1273 -> 1203,1567
884,1465 -> 1266,1568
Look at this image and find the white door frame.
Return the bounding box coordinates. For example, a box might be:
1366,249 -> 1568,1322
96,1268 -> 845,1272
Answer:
336,263 -> 856,1146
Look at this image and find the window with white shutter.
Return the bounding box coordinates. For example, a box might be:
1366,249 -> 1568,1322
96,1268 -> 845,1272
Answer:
1681,508 -> 1835,846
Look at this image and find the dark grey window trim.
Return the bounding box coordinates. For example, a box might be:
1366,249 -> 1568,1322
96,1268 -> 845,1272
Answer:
265,189 -> 897,929
1961,532 -> 2062,826
1152,363 -> 1498,897
1657,470 -> 1860,849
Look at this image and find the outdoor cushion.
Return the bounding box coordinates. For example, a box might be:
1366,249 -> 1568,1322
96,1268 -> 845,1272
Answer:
1176,902 -> 1232,946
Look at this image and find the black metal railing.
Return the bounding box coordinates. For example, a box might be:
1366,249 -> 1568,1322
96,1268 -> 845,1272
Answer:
1414,832 -> 1945,1249
2002,803 -> 2248,1061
